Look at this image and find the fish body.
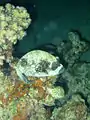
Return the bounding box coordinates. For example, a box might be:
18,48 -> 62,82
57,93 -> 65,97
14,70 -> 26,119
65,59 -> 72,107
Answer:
15,50 -> 64,83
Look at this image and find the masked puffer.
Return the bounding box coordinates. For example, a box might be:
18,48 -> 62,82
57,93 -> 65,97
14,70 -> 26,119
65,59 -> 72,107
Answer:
15,50 -> 64,83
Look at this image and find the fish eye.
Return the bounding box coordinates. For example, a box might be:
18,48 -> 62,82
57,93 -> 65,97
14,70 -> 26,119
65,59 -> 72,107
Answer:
20,58 -> 27,67
51,61 -> 60,70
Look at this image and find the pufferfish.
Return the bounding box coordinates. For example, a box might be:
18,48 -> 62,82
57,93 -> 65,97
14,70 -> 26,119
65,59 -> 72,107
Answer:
14,50 -> 64,84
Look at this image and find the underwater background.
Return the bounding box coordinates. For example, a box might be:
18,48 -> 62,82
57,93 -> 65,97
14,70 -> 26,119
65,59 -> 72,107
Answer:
0,0 -> 90,120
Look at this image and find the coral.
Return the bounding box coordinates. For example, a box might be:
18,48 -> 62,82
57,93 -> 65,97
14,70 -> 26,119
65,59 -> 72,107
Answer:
0,71 -> 64,106
57,31 -> 89,68
0,67 -> 64,119
0,40 -> 14,66
0,47 -> 5,66
61,62 -> 90,100
0,55 -> 5,66
0,106 -> 13,120
0,3 -> 31,65
42,86 -> 64,106
0,71 -> 12,96
0,3 -> 31,48
51,94 -> 87,120
0,70 -> 30,105
0,97 -> 47,120
0,70 -> 49,120
26,78 -> 65,106
12,97 -> 47,120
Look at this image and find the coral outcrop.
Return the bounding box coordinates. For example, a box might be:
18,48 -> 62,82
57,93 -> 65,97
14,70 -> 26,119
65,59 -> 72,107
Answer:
0,3 -> 31,65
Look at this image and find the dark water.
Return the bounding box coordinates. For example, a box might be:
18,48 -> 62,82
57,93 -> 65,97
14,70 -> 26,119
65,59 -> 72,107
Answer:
1,0 -> 90,61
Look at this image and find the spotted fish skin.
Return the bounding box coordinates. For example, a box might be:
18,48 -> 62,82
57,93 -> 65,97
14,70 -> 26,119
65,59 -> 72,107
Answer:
15,50 -> 64,82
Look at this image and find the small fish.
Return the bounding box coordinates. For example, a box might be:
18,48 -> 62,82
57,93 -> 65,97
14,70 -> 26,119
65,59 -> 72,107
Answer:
22,73 -> 35,84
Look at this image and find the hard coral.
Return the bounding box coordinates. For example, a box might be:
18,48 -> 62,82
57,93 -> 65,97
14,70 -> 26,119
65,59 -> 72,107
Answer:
51,94 -> 87,120
0,3 -> 31,65
6,81 -> 30,104
0,3 -> 31,49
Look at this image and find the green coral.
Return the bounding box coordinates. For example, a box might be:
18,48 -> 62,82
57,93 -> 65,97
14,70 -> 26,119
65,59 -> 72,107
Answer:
0,3 -> 31,49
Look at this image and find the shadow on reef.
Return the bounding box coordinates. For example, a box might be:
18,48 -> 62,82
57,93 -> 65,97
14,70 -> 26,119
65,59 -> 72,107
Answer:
54,76 -> 69,95
1,61 -> 11,76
